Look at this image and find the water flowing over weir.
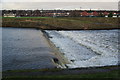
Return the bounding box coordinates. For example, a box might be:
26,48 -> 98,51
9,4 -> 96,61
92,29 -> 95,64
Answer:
2,28 -> 63,71
45,30 -> 119,68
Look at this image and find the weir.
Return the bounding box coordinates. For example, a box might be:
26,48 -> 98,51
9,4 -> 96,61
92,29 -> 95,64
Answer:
2,27 -> 63,71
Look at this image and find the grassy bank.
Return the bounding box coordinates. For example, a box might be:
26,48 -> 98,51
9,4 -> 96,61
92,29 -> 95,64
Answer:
2,71 -> 119,80
2,66 -> 120,79
2,17 -> 119,30
2,70 -> 120,80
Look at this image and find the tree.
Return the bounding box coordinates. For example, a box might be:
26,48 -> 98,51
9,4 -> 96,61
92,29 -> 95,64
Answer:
99,13 -> 105,17
108,12 -> 113,17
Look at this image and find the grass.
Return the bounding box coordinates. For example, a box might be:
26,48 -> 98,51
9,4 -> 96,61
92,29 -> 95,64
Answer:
2,17 -> 119,30
2,70 -> 120,79
2,66 -> 120,79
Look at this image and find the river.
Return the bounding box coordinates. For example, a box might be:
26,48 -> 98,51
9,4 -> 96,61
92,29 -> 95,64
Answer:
45,29 -> 119,68
2,27 -> 57,71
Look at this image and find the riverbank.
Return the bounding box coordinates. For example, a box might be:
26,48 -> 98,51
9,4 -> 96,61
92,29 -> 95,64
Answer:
2,17 -> 119,30
2,65 -> 120,79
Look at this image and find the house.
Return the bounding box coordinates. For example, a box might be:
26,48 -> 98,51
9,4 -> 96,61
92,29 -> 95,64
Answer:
81,11 -> 88,17
103,11 -> 109,17
4,13 -> 16,17
112,12 -> 118,17
2,10 -> 119,17
93,11 -> 99,16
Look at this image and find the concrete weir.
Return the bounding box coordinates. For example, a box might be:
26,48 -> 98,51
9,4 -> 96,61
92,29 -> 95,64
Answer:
41,30 -> 69,68
2,28 -> 67,71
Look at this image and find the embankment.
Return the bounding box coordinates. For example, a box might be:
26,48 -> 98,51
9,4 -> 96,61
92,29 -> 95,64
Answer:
2,65 -> 120,79
2,17 -> 119,30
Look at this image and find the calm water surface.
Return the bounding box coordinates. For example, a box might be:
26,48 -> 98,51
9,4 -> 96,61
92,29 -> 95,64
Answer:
2,28 -> 56,71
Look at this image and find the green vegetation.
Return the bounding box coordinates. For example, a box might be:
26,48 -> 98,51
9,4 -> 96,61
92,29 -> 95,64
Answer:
2,17 -> 119,30
108,12 -> 113,17
99,13 -> 105,17
2,66 -> 120,79
2,69 -> 119,79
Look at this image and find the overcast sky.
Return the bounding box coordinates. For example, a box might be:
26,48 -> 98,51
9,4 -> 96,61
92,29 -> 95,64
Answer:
1,0 -> 119,10
1,0 -> 119,2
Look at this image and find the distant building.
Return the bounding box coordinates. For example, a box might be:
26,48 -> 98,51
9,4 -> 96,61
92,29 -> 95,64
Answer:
81,11 -> 88,17
2,10 -> 119,17
4,13 -> 16,17
92,11 -> 99,16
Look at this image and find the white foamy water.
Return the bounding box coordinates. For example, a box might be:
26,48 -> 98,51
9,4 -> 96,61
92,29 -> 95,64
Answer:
46,30 -> 119,68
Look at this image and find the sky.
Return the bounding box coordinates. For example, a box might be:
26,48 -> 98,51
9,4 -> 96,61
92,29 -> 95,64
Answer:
0,0 -> 119,10
1,0 -> 119,2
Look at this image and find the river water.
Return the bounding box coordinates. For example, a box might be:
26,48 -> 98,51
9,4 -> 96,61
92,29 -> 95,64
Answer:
46,30 -> 119,68
2,28 -> 56,71
2,27 -> 119,71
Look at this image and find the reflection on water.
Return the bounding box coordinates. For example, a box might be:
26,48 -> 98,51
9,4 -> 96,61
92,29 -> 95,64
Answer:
2,28 -> 56,71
